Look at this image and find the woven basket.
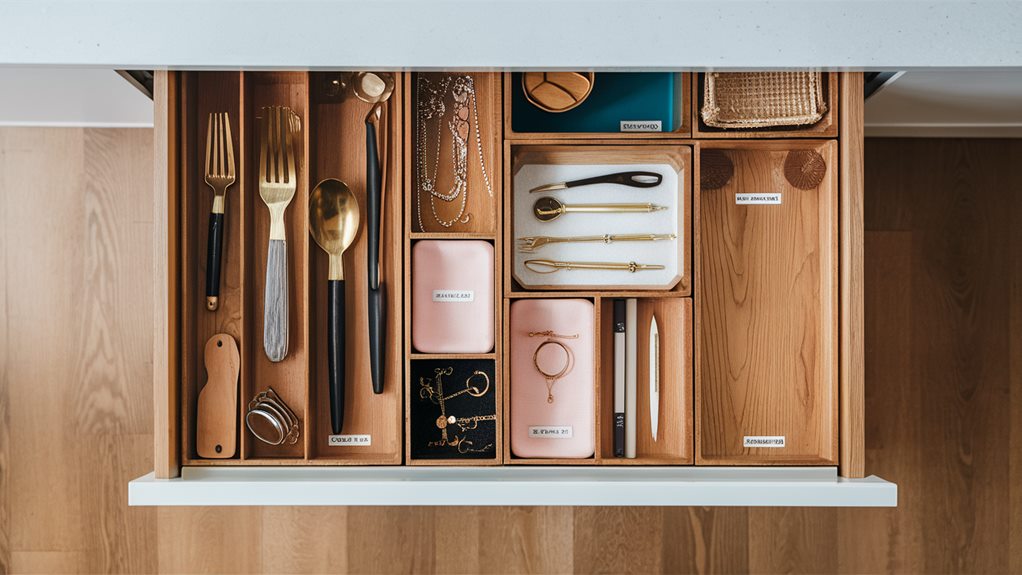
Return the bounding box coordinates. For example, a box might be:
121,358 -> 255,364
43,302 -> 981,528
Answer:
701,71 -> 827,129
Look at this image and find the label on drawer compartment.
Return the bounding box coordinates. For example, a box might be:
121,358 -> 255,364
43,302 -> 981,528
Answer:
744,435 -> 785,448
529,426 -> 573,439
329,434 -> 372,446
736,193 -> 782,205
432,289 -> 475,303
620,120 -> 663,132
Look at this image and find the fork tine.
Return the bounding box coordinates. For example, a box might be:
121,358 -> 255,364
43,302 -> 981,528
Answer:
285,108 -> 296,185
215,113 -> 224,178
205,113 -> 214,177
224,112 -> 235,180
271,106 -> 281,183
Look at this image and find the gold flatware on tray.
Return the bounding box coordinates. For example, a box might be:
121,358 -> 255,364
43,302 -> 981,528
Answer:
532,197 -> 666,222
516,233 -> 676,253
309,178 -> 361,435
524,259 -> 666,274
203,112 -> 236,311
259,105 -> 300,363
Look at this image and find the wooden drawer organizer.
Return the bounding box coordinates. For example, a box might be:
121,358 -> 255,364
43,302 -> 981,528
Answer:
176,71 -> 404,465
156,71 -> 865,477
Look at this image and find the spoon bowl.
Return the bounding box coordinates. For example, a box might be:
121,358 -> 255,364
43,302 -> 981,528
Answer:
310,179 -> 360,278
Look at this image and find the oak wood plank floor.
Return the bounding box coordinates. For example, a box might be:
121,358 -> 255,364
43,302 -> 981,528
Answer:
0,130 -> 1020,573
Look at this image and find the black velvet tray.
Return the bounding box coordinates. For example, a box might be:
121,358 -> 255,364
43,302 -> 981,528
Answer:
410,359 -> 497,460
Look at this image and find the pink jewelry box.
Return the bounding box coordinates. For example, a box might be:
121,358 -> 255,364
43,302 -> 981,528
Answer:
412,240 -> 494,354
510,298 -> 595,459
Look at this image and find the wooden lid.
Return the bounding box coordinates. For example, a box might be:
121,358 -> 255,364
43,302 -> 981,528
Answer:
522,72 -> 595,113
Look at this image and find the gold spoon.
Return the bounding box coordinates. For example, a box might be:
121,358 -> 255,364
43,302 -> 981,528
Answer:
532,197 -> 667,222
309,178 -> 361,434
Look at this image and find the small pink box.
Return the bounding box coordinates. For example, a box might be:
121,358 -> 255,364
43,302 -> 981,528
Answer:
412,240 -> 494,354
510,298 -> 595,459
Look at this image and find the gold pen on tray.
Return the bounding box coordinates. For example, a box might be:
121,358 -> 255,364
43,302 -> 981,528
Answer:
516,233 -> 676,253
524,259 -> 666,274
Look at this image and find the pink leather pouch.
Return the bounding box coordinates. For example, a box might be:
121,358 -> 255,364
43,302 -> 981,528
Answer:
510,299 -> 595,459
412,240 -> 494,353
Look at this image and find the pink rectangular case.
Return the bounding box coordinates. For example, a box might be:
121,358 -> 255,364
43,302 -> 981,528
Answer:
412,240 -> 494,354
510,299 -> 595,459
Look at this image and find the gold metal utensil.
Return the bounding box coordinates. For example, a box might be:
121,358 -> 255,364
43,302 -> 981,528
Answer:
309,179 -> 361,435
524,259 -> 666,274
259,105 -> 300,363
532,197 -> 667,222
516,233 -> 676,253
203,112 -> 236,311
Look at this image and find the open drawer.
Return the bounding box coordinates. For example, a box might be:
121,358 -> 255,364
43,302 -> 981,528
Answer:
131,71 -> 894,506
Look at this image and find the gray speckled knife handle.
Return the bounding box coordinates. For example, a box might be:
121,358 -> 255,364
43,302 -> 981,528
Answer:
263,239 -> 289,362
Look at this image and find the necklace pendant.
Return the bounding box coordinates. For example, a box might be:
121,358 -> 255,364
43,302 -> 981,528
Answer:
547,394 -> 554,404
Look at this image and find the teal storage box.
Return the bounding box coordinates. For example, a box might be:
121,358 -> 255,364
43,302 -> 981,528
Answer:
511,72 -> 682,133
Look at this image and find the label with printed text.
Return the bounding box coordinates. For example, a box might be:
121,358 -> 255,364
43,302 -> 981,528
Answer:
529,426 -> 573,439
329,434 -> 372,447
432,290 -> 474,303
620,120 -> 663,132
744,435 -> 785,448
736,193 -> 782,205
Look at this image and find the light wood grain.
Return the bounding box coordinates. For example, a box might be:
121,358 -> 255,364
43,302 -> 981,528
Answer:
306,71 -> 404,464
697,141 -> 838,465
178,72 -> 246,464
243,72 -> 310,459
839,72 -> 866,478
598,298 -> 693,463
412,72 -> 501,234
153,71 -> 180,478
7,126 -> 1022,575
196,334 -> 240,458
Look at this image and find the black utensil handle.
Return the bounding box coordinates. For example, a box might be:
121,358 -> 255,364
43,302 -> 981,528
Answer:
567,170 -> 663,189
328,280 -> 346,434
366,118 -> 382,291
205,211 -> 225,311
368,286 -> 385,394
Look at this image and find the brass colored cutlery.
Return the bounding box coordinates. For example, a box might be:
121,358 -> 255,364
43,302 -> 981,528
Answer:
516,233 -> 676,253
259,105 -> 301,363
532,197 -> 667,222
203,112 -> 236,311
524,259 -> 666,274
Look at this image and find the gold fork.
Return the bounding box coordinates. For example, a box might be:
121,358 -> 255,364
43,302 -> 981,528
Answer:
203,112 -> 236,311
259,106 -> 299,363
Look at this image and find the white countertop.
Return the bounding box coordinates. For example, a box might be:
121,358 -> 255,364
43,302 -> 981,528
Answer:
1,0 -> 1020,69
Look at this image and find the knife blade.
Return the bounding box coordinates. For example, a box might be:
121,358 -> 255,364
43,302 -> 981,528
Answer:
649,315 -> 660,442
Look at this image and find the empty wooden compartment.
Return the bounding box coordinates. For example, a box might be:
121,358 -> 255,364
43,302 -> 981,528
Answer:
696,141 -> 838,465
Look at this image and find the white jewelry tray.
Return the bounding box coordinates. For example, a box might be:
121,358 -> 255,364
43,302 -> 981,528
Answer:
511,148 -> 686,291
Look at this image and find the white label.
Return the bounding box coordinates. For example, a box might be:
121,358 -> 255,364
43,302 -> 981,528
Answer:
620,120 -> 663,132
432,289 -> 474,303
529,426 -> 573,439
736,193 -> 782,205
329,434 -> 372,446
744,435 -> 786,448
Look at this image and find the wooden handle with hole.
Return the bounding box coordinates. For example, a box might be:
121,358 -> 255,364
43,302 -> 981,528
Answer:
197,333 -> 240,458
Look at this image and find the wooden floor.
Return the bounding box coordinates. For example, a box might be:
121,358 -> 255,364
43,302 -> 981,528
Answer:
0,130 -> 1020,573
